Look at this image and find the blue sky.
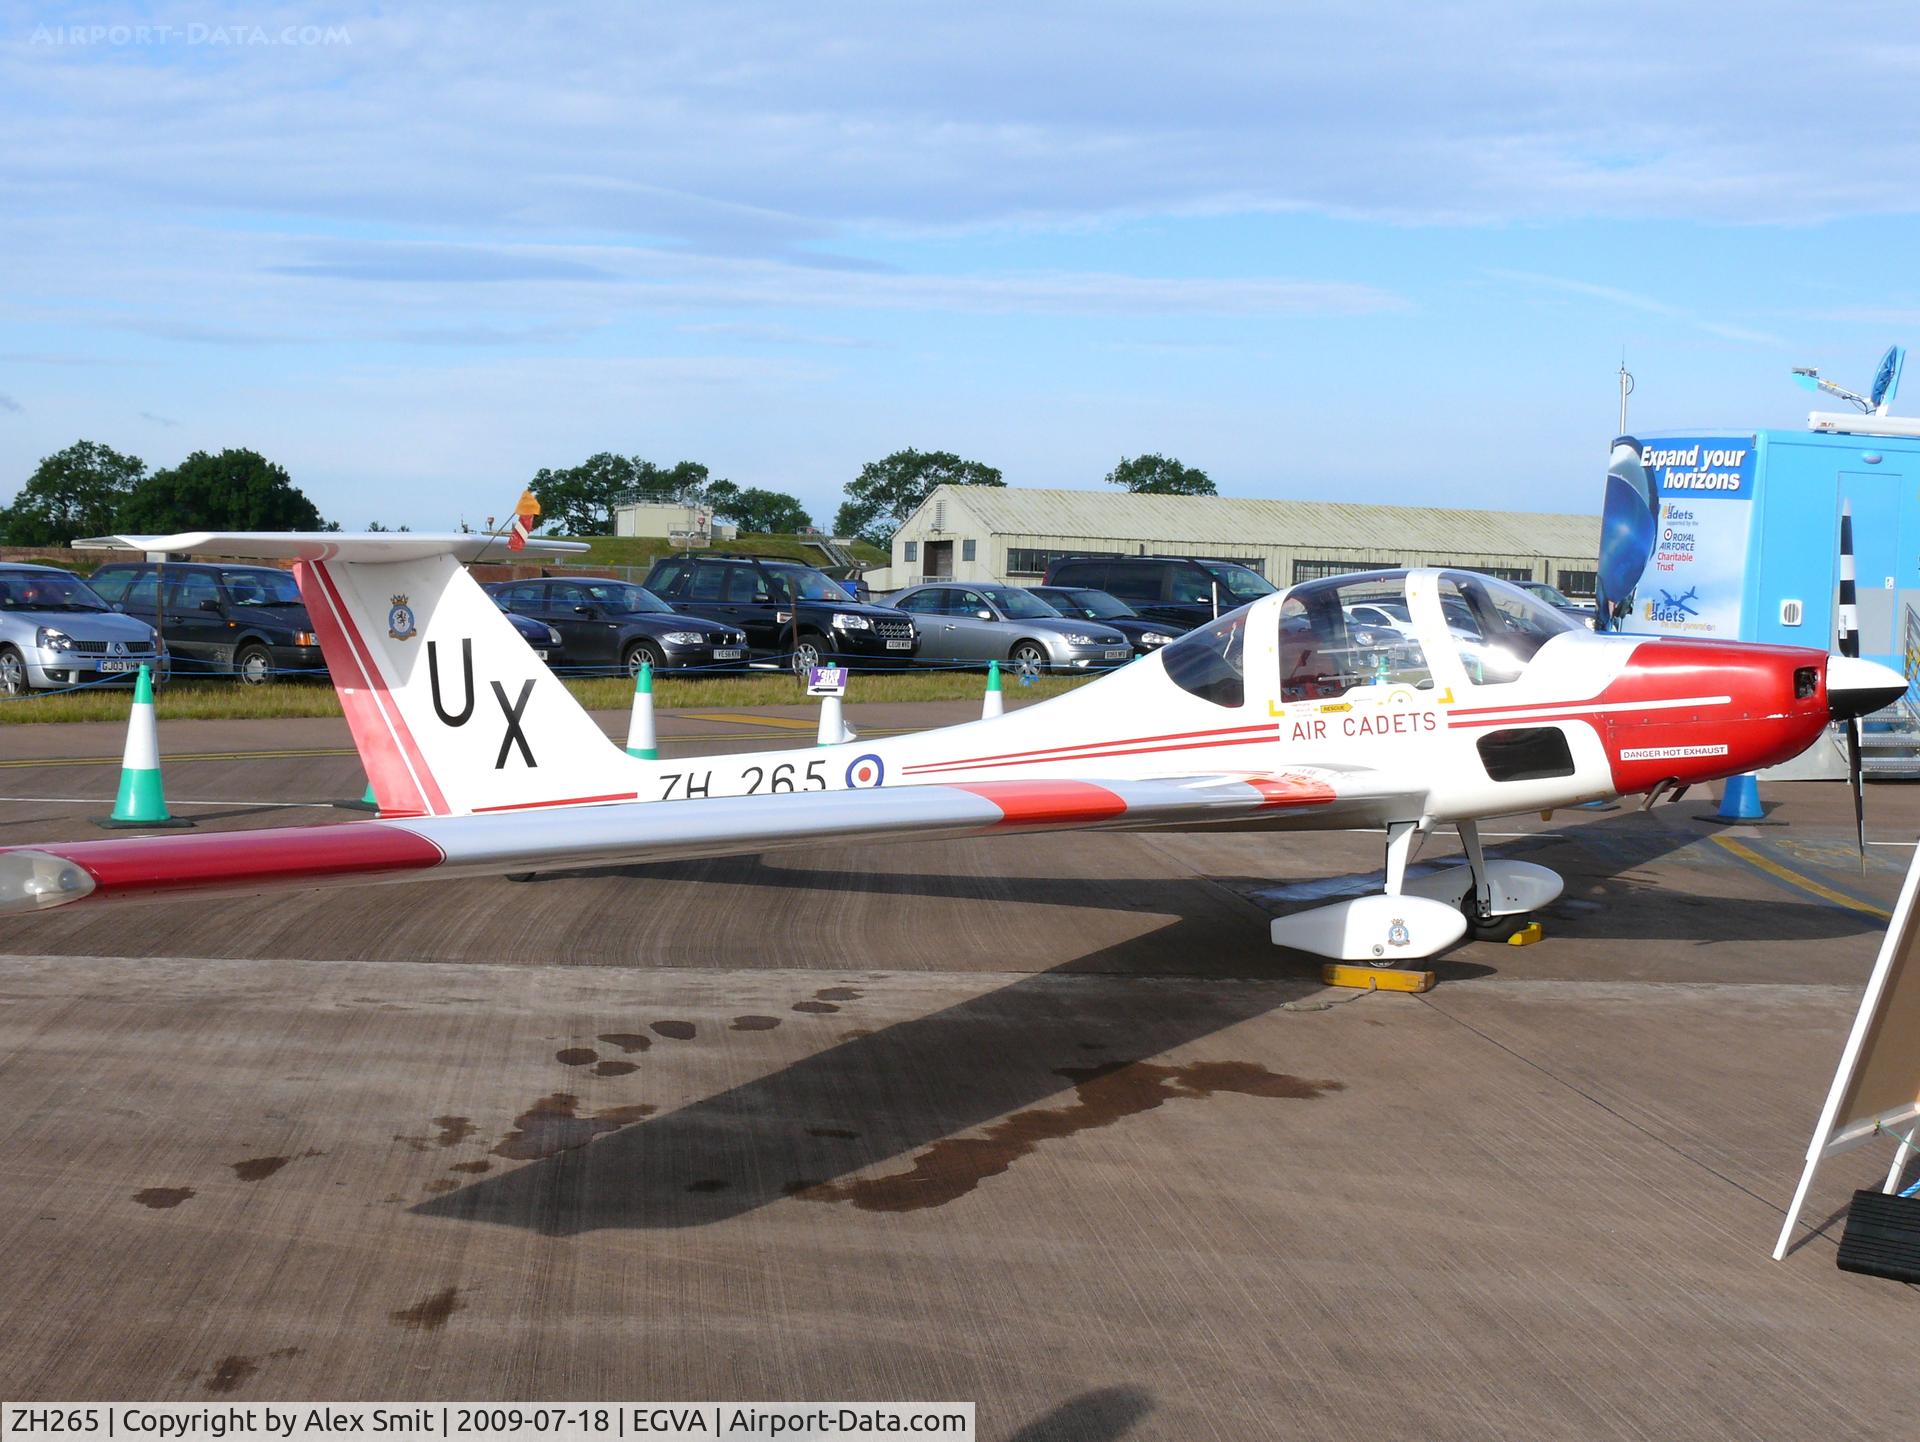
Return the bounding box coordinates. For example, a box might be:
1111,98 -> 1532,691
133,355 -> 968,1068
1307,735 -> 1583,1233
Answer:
4,0 -> 1919,530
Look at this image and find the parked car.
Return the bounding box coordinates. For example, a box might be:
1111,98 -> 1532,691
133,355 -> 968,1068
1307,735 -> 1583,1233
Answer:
500,607 -> 565,665
642,553 -> 917,671
1041,555 -> 1275,628
1507,577 -> 1598,628
483,577 -> 746,676
1027,585 -> 1188,655
0,563 -> 167,697
891,582 -> 1131,677
89,561 -> 322,684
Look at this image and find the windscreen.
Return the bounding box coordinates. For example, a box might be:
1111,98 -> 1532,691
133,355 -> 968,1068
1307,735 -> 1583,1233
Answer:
980,586 -> 1059,619
581,580 -> 671,613
0,571 -> 109,611
221,569 -> 303,605
1440,571 -> 1577,685
1162,607 -> 1247,707
1280,570 -> 1433,702
771,567 -> 849,602
1067,590 -> 1132,618
1203,562 -> 1276,602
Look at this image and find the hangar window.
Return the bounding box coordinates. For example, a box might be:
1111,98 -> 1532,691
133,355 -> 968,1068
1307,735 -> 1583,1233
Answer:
962,539 -> 977,562
1162,608 -> 1247,708
903,541 -> 918,562
1279,571 -> 1433,703
1558,568 -> 1597,599
1293,558 -> 1390,584
1473,565 -> 1533,583
1439,572 -> 1576,685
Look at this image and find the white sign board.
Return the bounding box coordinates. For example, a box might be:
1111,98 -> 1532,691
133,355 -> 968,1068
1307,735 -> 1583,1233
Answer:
1774,843 -> 1920,1257
806,665 -> 847,697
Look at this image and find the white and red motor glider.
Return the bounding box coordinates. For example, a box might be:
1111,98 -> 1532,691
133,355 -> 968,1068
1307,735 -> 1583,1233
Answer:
0,532 -> 1904,961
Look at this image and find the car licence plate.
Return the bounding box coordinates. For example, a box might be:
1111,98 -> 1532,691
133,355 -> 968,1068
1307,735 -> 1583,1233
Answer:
714,648 -> 743,661
98,659 -> 137,673
1104,649 -> 1129,660
887,638 -> 913,649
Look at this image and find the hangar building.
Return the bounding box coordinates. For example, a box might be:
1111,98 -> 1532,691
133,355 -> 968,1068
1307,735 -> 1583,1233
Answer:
875,485 -> 1600,596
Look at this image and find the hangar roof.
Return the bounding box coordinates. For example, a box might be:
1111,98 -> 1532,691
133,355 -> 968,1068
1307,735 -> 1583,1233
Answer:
906,486 -> 1599,555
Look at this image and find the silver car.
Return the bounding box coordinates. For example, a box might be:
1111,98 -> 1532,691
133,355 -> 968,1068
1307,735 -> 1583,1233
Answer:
0,563 -> 168,697
890,582 -> 1132,677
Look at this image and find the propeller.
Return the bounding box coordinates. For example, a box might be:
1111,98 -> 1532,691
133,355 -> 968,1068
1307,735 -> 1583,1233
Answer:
1837,501 -> 1865,864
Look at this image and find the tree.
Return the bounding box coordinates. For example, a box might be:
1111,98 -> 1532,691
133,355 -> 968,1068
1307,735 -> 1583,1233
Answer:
528,452 -> 640,536
0,440 -> 146,545
702,478 -> 741,516
529,454 -> 714,534
116,449 -> 324,532
1105,453 -> 1216,496
714,486 -> 811,534
833,449 -> 1004,547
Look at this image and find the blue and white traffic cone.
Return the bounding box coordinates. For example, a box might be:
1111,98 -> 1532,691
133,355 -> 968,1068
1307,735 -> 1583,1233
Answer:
627,661 -> 659,760
1715,772 -> 1765,822
93,665 -> 192,829
983,660 -> 1004,719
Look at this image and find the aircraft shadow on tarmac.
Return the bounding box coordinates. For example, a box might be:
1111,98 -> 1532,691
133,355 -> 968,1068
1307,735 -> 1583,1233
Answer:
415,806 -> 1885,1237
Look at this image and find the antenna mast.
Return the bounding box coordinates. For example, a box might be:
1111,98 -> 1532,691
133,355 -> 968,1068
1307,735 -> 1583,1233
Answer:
1617,354 -> 1634,434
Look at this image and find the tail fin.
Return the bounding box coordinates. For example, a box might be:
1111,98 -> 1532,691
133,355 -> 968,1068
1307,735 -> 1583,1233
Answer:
74,532 -> 633,816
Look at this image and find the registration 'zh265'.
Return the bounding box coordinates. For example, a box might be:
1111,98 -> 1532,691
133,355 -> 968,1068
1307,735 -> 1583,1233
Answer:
658,760 -> 831,801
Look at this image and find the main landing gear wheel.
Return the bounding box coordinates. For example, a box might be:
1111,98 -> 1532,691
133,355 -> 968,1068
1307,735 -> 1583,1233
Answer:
1465,907 -> 1534,943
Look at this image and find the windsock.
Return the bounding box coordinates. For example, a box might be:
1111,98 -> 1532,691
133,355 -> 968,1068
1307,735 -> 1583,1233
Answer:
983,659 -> 1004,719
627,661 -> 658,760
94,665 -> 192,829
507,489 -> 542,552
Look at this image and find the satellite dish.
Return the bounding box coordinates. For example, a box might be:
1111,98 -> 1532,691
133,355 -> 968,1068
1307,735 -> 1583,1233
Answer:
1870,346 -> 1906,412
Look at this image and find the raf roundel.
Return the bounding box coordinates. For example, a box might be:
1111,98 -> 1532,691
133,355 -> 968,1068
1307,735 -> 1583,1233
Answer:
845,754 -> 885,789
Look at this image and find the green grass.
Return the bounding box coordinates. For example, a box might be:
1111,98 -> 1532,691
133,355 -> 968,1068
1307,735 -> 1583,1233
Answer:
2,670 -> 1090,725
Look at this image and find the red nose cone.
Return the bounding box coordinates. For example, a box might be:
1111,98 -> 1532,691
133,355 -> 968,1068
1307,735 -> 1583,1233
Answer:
1602,639 -> 1833,794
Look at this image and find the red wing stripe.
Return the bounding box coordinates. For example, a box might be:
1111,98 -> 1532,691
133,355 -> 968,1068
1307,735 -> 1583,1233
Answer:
33,825 -> 443,899
953,780 -> 1129,827
1241,774 -> 1339,808
910,733 -> 1279,775
474,792 -> 641,813
902,721 -> 1278,774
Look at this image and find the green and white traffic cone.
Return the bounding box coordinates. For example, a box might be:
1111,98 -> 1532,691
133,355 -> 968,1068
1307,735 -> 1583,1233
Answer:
627,661 -> 659,759
982,659 -> 1004,719
93,665 -> 192,829
335,778 -> 379,813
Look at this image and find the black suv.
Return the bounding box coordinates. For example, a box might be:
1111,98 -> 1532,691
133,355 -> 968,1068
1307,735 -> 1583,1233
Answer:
482,577 -> 746,676
89,561 -> 323,684
643,553 -> 918,670
1041,555 -> 1275,629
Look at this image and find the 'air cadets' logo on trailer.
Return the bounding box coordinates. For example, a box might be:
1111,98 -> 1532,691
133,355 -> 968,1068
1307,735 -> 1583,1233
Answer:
387,594 -> 417,641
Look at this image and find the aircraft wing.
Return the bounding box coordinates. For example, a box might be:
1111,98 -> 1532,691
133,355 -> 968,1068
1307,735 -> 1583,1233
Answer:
0,768 -> 1416,915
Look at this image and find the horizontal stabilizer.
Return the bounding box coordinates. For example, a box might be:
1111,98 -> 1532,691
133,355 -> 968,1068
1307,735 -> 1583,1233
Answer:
71,531 -> 589,564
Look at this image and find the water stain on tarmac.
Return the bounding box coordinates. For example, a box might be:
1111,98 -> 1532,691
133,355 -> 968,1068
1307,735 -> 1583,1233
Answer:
792,1001 -> 839,1014
794,1060 -> 1342,1213
133,1187 -> 194,1209
815,987 -> 863,1002
423,1179 -> 457,1194
229,1156 -> 290,1182
686,1179 -> 729,1193
490,1094 -> 658,1161
598,1033 -> 652,1053
591,1060 -> 638,1077
556,1047 -> 599,1066
202,1347 -> 298,1394
730,1015 -> 781,1031
449,1160 -> 491,1174
390,1286 -> 464,1331
395,1116 -> 477,1152
652,1020 -> 697,1041
807,1127 -> 860,1140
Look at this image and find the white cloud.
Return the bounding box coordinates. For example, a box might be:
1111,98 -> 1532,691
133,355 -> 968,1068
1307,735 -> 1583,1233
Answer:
0,392 -> 21,414
1489,269 -> 1788,349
